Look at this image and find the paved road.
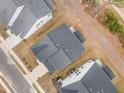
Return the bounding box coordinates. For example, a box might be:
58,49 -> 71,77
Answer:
0,48 -> 35,93
64,0 -> 124,78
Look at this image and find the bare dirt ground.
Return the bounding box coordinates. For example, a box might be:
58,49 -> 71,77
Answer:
64,0 -> 124,77
63,0 -> 124,92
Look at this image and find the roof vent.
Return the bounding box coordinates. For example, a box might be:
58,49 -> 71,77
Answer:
56,43 -> 59,46
65,49 -> 68,52
100,89 -> 104,93
90,88 -> 93,92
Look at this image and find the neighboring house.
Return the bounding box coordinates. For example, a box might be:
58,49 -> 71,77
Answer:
0,0 -> 54,39
0,0 -> 26,27
57,59 -> 116,93
32,24 -> 85,72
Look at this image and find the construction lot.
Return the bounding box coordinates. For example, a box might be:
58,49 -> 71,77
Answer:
12,0 -> 124,93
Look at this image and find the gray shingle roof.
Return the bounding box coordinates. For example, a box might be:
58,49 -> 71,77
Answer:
10,6 -> 37,37
26,0 -> 52,18
82,63 -> 116,93
48,24 -> 84,61
10,0 -> 54,37
44,0 -> 55,10
12,0 -> 26,6
73,30 -> 85,44
61,81 -> 89,93
0,0 -> 18,26
60,63 -> 116,93
32,35 -> 58,62
41,50 -> 72,72
32,24 -> 85,72
101,65 -> 115,80
32,37 -> 72,72
0,0 -> 54,29
47,50 -> 72,71
61,89 -> 78,93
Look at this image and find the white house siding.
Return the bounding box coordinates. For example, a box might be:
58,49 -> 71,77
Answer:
8,5 -> 24,27
62,60 -> 95,87
23,13 -> 53,39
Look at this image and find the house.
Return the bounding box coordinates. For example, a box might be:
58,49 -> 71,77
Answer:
7,0 -> 54,39
32,23 -> 85,72
0,0 -> 54,39
57,59 -> 116,93
0,0 -> 26,27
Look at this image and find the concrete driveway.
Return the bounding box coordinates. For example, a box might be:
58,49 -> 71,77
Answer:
0,48 -> 35,93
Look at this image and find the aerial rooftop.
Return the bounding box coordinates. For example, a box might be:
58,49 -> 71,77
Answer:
58,60 -> 116,93
10,0 -> 54,38
32,23 -> 85,72
0,0 -> 54,38
0,0 -> 19,26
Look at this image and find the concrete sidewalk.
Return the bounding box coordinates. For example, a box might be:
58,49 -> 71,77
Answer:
8,49 -> 29,74
0,79 -> 11,93
0,35 -> 46,93
0,72 -> 16,93
8,48 -> 47,93
0,46 -> 36,93
26,62 -> 48,82
2,34 -> 22,49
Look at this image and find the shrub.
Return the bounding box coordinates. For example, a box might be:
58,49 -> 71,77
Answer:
103,9 -> 124,47
104,10 -> 124,33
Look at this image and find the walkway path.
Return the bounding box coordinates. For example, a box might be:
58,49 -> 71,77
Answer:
26,61 -> 48,82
